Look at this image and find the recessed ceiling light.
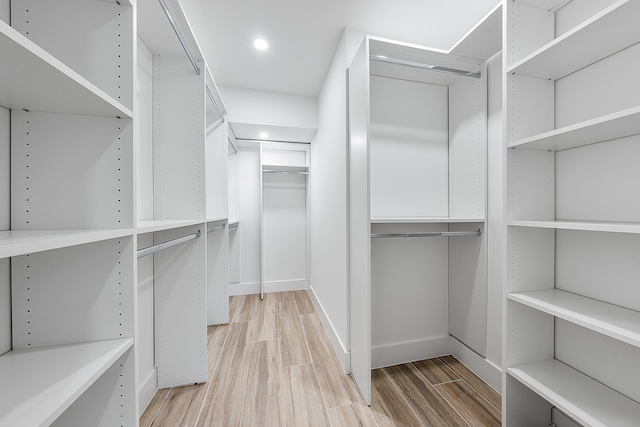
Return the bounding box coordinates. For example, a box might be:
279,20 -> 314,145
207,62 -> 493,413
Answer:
259,132 -> 269,139
254,38 -> 268,50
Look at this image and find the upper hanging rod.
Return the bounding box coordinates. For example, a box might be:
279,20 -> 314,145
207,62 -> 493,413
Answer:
207,223 -> 226,234
370,55 -> 481,79
206,86 -> 225,122
371,229 -> 481,239
158,0 -> 201,76
137,230 -> 201,259
263,170 -> 309,175
229,223 -> 238,231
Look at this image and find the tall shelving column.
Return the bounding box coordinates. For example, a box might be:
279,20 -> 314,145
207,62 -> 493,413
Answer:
504,1 -> 640,426
0,0 -> 137,425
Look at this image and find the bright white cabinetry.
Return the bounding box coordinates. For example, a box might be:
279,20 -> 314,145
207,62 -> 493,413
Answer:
504,1 -> 640,425
0,0 -> 136,425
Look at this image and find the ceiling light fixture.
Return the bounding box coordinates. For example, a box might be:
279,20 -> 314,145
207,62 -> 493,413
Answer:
259,132 -> 269,139
254,38 -> 268,50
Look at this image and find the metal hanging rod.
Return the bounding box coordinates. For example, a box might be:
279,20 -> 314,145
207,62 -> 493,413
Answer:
158,0 -> 201,76
262,170 -> 309,175
206,86 -> 225,122
369,55 -> 481,79
228,137 -> 238,154
229,223 -> 238,231
207,223 -> 226,234
137,230 -> 201,259
371,229 -> 481,239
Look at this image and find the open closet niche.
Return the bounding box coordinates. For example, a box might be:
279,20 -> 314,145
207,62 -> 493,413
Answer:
136,0 -> 228,410
348,4 -> 501,404
0,0 -> 136,424
504,1 -> 640,426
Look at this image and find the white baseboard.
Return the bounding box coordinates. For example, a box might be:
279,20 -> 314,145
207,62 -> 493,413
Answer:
450,338 -> 502,393
307,284 -> 351,373
372,336 -> 452,369
138,368 -> 158,417
230,279 -> 308,296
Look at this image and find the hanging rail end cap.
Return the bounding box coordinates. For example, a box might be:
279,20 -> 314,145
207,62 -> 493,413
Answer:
196,230 -> 202,237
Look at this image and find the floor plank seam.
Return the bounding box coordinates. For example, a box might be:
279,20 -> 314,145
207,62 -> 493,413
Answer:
430,383 -> 473,427
380,367 -> 428,427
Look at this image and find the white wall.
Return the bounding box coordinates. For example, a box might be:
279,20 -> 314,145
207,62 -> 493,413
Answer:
0,105 -> 10,356
136,37 -> 154,221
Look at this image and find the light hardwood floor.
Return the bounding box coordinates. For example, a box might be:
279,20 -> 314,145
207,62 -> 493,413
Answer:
141,290 -> 501,426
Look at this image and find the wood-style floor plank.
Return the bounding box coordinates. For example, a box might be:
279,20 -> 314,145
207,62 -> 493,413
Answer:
328,402 -> 377,427
301,313 -> 362,408
440,355 -> 501,411
241,340 -> 284,427
231,294 -> 260,322
435,380 -> 501,427
385,364 -> 468,427
293,289 -> 316,314
206,324 -> 229,378
149,384 -> 208,426
255,291 -> 279,341
412,357 -> 461,385
282,363 -> 331,427
278,300 -> 310,367
370,368 -> 422,427
140,388 -> 170,427
196,321 -> 255,427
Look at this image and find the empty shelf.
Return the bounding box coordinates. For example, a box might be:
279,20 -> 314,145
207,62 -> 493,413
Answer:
0,229 -> 134,259
507,0 -> 640,80
0,338 -> 133,427
371,217 -> 485,224
0,20 -> 132,118
136,219 -> 204,234
508,359 -> 640,427
508,289 -> 640,348
508,220 -> 640,234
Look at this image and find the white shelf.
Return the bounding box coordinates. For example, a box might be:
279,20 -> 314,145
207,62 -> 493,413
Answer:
0,229 -> 134,259
509,106 -> 640,151
508,220 -> 640,234
0,338 -> 133,427
262,164 -> 309,173
508,289 -> 640,348
507,0 -> 640,80
508,359 -> 640,427
0,20 -> 132,118
371,217 -> 485,224
206,216 -> 228,223
136,219 -> 204,234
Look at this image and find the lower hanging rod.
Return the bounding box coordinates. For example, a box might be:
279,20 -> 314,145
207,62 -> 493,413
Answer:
207,224 -> 226,234
263,170 -> 309,175
137,230 -> 201,258
371,229 -> 481,239
370,55 -> 481,79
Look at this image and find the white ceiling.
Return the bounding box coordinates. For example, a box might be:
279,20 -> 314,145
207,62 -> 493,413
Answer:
179,0 -> 501,98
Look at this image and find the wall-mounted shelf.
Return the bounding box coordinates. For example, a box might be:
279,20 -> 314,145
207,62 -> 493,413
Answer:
137,219 -> 204,234
508,220 -> 640,234
509,289 -> 640,348
262,164 -> 309,175
0,229 -> 133,259
0,338 -> 133,427
0,20 -> 132,118
507,0 -> 640,80
509,106 -> 640,151
371,217 -> 485,224
508,359 -> 640,427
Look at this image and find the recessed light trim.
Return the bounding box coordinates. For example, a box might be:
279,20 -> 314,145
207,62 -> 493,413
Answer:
254,38 -> 268,50
259,132 -> 269,138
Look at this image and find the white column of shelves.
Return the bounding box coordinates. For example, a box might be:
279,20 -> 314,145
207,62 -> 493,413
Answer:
0,0 -> 137,425
504,1 -> 640,426
228,130 -> 240,286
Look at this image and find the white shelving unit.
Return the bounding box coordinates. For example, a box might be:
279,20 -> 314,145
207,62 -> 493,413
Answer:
347,4 -> 500,404
504,1 -> 640,425
0,0 -> 137,424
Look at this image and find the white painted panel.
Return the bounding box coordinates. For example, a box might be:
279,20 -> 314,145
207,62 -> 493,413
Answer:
207,221 -> 229,325
508,149 -> 554,221
507,1 -> 554,67
554,0 -> 619,37
371,223 -> 449,350
136,37 -> 154,221
448,223 -> 487,356
238,146 -> 262,286
206,121 -> 228,220
507,226 -> 555,293
555,135 -> 640,223
555,42 -> 640,128
555,230 -> 640,311
11,0 -> 134,110
505,373 -> 553,427
506,74 -> 554,143
11,111 -> 134,230
153,55 -> 205,221
12,237 -> 134,349
505,301 -> 554,367
369,75 -> 448,218
0,259 -> 9,356
262,146 -> 307,167
228,226 -> 240,283
0,0 -> 7,24
136,233 -> 156,414
0,107 -> 8,229
263,174 -> 306,283
449,72 -> 486,218
556,320 -> 640,404
154,224 -> 207,387
348,39 -> 371,404
228,151 -> 239,221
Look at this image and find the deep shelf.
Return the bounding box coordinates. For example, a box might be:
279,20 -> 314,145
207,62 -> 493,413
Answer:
507,0 -> 640,80
136,219 -> 205,234
0,20 -> 132,118
0,338 -> 133,427
371,217 -> 485,224
508,220 -> 640,234
508,359 -> 640,427
508,289 -> 640,348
